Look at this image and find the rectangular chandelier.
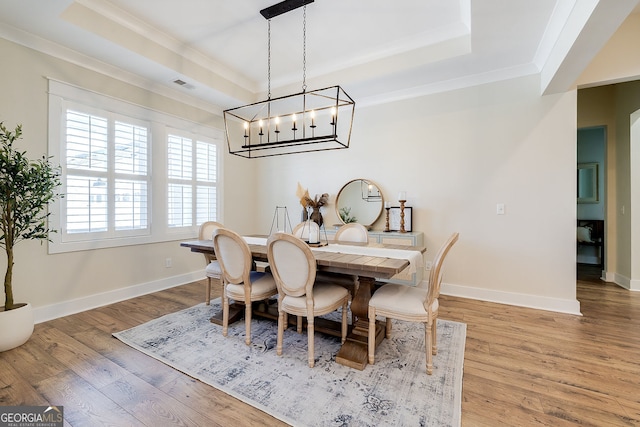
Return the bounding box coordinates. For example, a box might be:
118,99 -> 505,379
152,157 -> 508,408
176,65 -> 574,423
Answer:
224,85 -> 355,158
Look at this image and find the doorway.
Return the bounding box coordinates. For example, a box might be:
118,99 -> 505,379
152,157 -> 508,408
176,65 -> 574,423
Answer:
577,127 -> 606,271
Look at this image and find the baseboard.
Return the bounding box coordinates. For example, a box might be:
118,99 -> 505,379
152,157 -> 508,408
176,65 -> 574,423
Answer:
602,271 -> 616,283
614,273 -> 640,291
33,271 -> 204,324
440,282 -> 582,315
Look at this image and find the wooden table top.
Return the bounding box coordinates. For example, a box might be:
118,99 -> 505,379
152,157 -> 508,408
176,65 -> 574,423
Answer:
180,238 -> 425,280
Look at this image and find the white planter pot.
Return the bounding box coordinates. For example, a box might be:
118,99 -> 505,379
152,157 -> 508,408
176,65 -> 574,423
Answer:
0,303 -> 34,352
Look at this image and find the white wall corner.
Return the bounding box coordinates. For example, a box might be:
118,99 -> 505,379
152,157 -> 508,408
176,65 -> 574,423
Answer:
602,271 -> 616,283
441,282 -> 582,315
628,279 -> 640,292
613,272 -> 631,290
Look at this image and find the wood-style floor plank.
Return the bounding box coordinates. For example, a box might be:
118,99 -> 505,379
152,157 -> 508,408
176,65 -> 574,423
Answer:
1,271 -> 639,426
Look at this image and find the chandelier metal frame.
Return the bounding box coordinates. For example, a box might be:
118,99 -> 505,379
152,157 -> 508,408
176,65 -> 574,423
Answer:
223,0 -> 355,159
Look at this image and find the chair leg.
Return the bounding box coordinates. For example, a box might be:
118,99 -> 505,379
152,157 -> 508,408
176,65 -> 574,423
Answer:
307,316 -> 315,368
222,292 -> 229,337
297,315 -> 303,333
206,278 -> 211,305
425,322 -> 433,375
277,310 -> 284,356
431,318 -> 438,355
244,300 -> 252,346
368,305 -> 376,365
385,317 -> 392,338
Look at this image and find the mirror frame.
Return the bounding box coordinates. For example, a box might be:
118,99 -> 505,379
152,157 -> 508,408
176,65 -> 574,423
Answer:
577,162 -> 599,204
335,179 -> 384,228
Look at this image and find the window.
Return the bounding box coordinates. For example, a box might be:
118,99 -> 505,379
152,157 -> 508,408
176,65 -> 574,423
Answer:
64,110 -> 150,239
168,134 -> 218,229
48,80 -> 222,253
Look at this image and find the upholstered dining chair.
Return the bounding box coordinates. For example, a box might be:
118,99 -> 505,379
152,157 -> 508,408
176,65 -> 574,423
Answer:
198,221 -> 225,305
212,228 -> 278,345
292,220 -> 320,241
267,232 -> 349,368
368,232 -> 459,374
334,222 -> 369,243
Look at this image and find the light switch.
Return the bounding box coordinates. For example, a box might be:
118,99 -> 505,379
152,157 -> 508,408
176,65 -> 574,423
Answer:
496,203 -> 505,215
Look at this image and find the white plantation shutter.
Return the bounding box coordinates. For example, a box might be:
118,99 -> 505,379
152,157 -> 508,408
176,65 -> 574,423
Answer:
168,134 -> 218,228
65,175 -> 108,233
115,179 -> 148,230
63,109 -> 150,240
196,140 -> 217,224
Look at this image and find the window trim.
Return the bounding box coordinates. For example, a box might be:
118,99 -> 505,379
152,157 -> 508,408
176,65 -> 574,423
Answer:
48,79 -> 223,254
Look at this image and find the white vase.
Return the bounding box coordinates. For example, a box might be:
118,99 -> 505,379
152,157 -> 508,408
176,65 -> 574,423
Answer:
0,303 -> 34,352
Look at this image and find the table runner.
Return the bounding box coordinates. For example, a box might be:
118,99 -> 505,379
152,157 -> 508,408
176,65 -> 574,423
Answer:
243,236 -> 423,273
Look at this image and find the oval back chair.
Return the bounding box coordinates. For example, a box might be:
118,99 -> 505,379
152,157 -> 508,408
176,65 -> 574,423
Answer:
368,232 -> 459,374
198,221 -> 224,305
267,232 -> 349,367
212,228 -> 277,345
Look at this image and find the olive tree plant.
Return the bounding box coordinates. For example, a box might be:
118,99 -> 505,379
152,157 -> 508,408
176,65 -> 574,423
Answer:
0,122 -> 61,310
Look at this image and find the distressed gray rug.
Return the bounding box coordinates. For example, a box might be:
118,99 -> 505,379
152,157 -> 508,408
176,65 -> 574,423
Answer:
113,300 -> 466,426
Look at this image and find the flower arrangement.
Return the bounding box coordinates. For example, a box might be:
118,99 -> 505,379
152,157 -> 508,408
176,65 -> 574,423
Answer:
296,183 -> 329,227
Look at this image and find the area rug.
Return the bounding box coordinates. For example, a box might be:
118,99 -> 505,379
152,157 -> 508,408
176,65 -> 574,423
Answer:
113,300 -> 466,427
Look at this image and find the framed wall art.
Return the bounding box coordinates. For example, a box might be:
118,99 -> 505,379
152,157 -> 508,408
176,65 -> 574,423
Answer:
388,207 -> 412,232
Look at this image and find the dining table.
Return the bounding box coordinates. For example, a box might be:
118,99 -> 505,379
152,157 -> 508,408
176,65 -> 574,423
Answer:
181,235 -> 426,370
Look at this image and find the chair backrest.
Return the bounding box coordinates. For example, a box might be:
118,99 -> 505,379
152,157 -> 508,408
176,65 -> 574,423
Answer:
292,220 -> 320,240
212,228 -> 253,286
199,221 -> 224,264
425,232 -> 459,309
335,223 -> 369,243
267,232 -> 316,298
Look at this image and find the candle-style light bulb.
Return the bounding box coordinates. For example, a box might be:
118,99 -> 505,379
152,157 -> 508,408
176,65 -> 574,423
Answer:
274,116 -> 280,133
330,107 -> 336,125
292,113 -> 297,131
310,110 -> 316,128
243,121 -> 248,137
258,119 -> 264,136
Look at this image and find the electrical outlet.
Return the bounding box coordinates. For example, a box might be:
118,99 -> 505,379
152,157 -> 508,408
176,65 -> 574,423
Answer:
165,258 -> 172,268
425,261 -> 433,270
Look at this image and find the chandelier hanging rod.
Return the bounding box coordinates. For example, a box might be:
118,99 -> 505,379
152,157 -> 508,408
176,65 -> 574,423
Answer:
260,0 -> 314,20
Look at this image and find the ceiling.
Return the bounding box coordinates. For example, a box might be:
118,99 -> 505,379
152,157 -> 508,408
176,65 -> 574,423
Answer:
0,0 -> 639,113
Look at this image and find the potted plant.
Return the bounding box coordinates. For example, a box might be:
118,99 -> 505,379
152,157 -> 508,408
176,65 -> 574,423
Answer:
0,122 -> 61,352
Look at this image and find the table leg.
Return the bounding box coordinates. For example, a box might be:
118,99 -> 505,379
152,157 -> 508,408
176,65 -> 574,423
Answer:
335,276 -> 385,370
209,303 -> 244,325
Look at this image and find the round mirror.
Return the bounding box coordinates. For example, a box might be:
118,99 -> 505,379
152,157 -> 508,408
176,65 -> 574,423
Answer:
335,179 -> 384,228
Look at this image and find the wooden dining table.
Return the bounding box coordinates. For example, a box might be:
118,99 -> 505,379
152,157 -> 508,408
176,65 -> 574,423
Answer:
181,236 -> 426,370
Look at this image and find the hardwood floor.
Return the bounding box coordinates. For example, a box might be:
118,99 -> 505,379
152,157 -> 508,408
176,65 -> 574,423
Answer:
1,273 -> 639,426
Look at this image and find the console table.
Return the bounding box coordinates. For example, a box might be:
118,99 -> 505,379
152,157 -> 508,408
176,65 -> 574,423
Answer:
324,229 -> 424,286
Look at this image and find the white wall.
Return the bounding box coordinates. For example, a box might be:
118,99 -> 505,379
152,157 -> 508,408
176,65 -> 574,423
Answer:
0,39 -> 254,321
0,37 -> 582,319
254,75 -> 580,314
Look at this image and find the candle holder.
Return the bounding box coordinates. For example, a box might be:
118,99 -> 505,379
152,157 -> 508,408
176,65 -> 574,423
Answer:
399,199 -> 407,233
384,206 -> 391,232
